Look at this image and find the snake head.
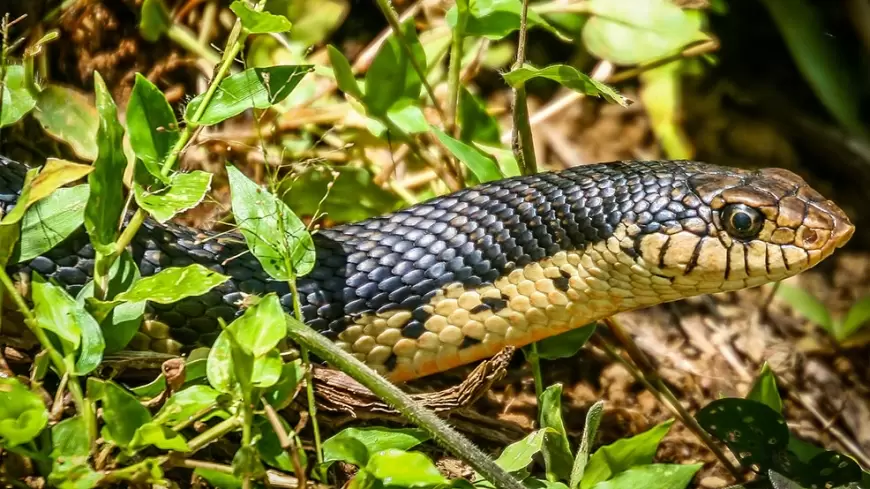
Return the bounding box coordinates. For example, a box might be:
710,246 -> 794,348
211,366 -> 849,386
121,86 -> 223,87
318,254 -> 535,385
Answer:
636,163 -> 854,292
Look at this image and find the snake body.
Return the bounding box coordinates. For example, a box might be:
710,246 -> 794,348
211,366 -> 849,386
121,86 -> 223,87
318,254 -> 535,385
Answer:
0,156 -> 854,381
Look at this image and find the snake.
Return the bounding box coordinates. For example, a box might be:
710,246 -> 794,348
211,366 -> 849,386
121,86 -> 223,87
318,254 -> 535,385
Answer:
0,156 -> 854,382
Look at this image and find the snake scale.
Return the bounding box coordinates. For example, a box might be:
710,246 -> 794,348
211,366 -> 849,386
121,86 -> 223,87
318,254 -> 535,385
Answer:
0,156 -> 854,382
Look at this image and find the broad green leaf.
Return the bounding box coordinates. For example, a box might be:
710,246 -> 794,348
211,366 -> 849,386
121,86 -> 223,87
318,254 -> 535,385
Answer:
280,166 -> 401,223
540,384 -> 573,482
474,142 -> 522,178
85,72 -> 127,254
0,65 -> 37,127
0,378 -> 48,446
115,264 -> 230,304
256,415 -> 306,472
140,0 -> 171,41
639,63 -> 693,160
250,349 -> 283,388
590,464 -> 701,489
582,0 -> 706,66
446,0 -> 569,41
32,272 -> 82,349
33,84 -> 99,160
458,87 -> 500,144
72,304 -> 106,375
225,293 -> 285,357
364,19 -> 426,116
581,419 -> 674,488
49,416 -> 100,489
134,170 -> 212,223
15,184 -> 89,263
503,65 -> 627,106
839,297 -> 870,341
270,0 -> 347,46
495,428 -> 550,472
365,449 -> 448,487
322,426 -> 430,466
77,251 -> 144,352
130,422 -> 190,452
233,445 -> 267,480
155,385 -> 222,426
127,74 -> 178,180
432,126 -> 503,182
327,45 -> 363,100
185,65 -> 312,125
230,1 -> 293,33
227,164 -> 316,279
697,399 -> 789,470
537,324 -> 597,360
776,283 -> 833,332
570,400 -> 604,489
262,359 -> 304,410
746,362 -> 783,414
101,381 -> 152,448
207,326 -> 280,395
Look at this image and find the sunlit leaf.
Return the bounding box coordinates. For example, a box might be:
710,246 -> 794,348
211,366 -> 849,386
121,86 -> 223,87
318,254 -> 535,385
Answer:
365,449 -> 448,487
746,362 -> 783,414
539,384 -> 573,482
432,126 -> 503,182
590,464 -> 701,489
101,381 -> 152,448
33,84 -> 99,160
503,64 -> 627,106
130,422 -> 190,452
327,45 -> 363,100
776,283 -> 833,332
495,428 -> 550,472
323,426 -> 430,466
570,400 -> 604,489
0,65 -> 37,127
581,419 -> 674,488
0,378 -> 48,447
134,170 -> 212,223
364,19 -> 426,116
458,87 -> 500,144
127,74 -> 178,181
230,1 -> 293,33
15,184 -> 89,263
536,324 -> 597,360
839,297 -> 870,341
227,164 -> 316,279
446,0 -> 569,42
140,0 -> 171,41
114,264 -> 230,304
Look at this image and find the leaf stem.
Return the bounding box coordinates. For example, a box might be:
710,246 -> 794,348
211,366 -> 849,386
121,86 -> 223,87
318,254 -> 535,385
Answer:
446,6 -> 467,133
509,0 -> 537,176
527,343 -> 544,402
284,315 -> 525,489
186,415 -> 242,453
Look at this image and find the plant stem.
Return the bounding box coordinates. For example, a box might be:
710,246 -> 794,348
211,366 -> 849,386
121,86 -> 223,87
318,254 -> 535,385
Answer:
167,24 -> 222,66
112,1 -> 265,261
284,315 -> 525,489
527,343 -> 544,402
510,0 -> 537,176
446,9 -> 467,134
372,0 -> 446,124
186,415 -> 242,453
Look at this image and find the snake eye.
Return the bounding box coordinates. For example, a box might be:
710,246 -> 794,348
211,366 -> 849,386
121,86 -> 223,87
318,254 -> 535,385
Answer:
721,204 -> 764,239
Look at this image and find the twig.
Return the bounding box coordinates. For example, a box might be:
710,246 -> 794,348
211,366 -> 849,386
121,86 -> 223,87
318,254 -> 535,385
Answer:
509,0 -> 538,176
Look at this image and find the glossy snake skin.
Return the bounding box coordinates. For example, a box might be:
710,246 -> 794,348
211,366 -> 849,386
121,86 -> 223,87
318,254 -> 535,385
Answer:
0,156 -> 854,381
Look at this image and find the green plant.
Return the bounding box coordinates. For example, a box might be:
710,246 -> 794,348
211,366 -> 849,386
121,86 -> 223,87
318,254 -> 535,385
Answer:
776,283 -> 870,344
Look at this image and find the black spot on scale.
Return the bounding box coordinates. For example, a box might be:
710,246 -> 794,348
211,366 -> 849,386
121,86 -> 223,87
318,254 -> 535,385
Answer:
461,336 -> 481,349
481,296 -> 508,312
384,353 -> 398,372
553,276 -> 570,292
401,320 -> 426,338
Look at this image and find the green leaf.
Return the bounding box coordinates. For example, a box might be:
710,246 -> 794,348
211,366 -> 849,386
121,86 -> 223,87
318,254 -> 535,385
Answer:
458,87 -> 501,144
230,1 -> 293,34
49,416 -> 100,489
33,84 -> 99,160
250,349 -> 283,388
446,0 -> 569,42
227,293 -> 286,357
540,384 -> 573,482
233,445 -> 267,481
537,324 -> 597,360
0,169 -> 37,265
582,0 -> 706,66
775,283 -> 834,333
581,419 -> 674,488
207,324 -> 280,395
155,385 -> 222,426
256,415 -> 306,473
185,65 -> 312,125
131,357 -> 209,398
114,264 -> 230,304
432,126 -> 503,182
15,184 -> 89,263
0,65 -> 37,127
590,464 -> 702,489
134,170 -> 212,223
77,251 -> 145,352
127,74 -> 178,181
839,297 -> 870,341
327,45 -> 363,100
364,19 -> 426,116
31,272 -> 82,349
322,426 -> 431,466
101,381 -> 152,448
0,377 -> 49,447
746,362 -> 783,414
130,422 -> 190,452
227,164 -> 316,279
194,468 -> 243,489
503,65 -> 627,106
570,400 -> 604,489
696,399 -> 790,470
495,428 -> 549,472
262,360 -> 304,410
140,0 -> 171,42
85,72 -> 128,254
280,166 -> 401,223
365,449 -> 448,487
